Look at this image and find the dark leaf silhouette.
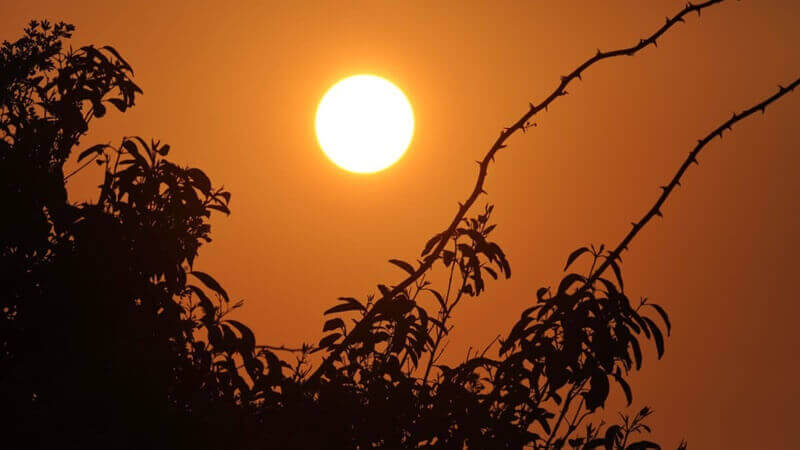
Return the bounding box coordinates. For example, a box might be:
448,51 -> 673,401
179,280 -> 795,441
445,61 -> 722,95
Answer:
190,271 -> 230,302
388,258 -> 416,275
565,246 -> 590,271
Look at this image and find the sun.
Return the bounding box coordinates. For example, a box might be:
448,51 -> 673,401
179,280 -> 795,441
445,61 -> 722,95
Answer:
315,74 -> 414,173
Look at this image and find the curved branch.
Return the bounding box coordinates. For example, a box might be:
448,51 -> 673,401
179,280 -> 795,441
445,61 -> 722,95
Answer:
307,0 -> 727,385
585,76 -> 800,290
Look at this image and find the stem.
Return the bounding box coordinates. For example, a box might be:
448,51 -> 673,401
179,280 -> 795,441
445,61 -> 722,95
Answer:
422,254 -> 471,384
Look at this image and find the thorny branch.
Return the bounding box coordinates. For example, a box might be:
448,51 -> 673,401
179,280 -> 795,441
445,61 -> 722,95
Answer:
583,75 -> 800,291
308,0 -> 728,385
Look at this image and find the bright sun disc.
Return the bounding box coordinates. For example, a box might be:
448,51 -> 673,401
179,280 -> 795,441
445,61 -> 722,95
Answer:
315,74 -> 414,173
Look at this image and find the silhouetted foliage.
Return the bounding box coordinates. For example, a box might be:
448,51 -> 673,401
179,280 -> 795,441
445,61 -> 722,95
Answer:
2,4 -> 798,449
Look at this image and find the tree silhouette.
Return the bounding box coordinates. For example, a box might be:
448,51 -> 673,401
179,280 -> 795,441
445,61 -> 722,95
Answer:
1,3 -> 798,449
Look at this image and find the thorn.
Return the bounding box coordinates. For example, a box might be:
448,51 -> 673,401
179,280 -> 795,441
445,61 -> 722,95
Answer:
529,102 -> 536,110
666,17 -> 670,25
676,181 -> 681,187
475,160 -> 482,165
480,189 -> 487,195
497,144 -> 507,149
652,39 -> 658,48
596,48 -> 602,57
760,105 -> 766,114
655,210 -> 663,218
631,222 -> 638,229
677,17 -> 685,23
690,155 -> 699,165
778,84 -> 786,93
659,186 -> 668,191
561,75 -> 568,83
577,73 -> 582,81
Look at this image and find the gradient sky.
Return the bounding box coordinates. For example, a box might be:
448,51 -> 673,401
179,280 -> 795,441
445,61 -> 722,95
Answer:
3,1 -> 800,447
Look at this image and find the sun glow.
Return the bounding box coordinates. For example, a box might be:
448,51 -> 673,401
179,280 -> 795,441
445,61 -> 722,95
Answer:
315,74 -> 414,173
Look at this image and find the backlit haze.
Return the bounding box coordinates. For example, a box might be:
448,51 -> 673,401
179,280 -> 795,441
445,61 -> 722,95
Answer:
3,1 -> 800,447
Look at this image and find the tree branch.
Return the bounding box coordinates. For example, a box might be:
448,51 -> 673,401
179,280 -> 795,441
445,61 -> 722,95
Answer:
307,0 -> 728,385
584,76 -> 800,291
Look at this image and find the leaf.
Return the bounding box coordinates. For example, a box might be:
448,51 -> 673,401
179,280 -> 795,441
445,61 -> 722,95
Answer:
564,247 -> 589,271
190,271 -> 229,302
122,139 -> 148,167
646,303 -> 671,335
207,204 -> 231,215
226,319 -> 256,352
421,232 -> 442,257
583,370 -> 610,411
608,256 -> 624,291
322,317 -> 345,332
557,273 -> 585,295
604,425 -> 622,450
388,259 -> 415,275
318,332 -> 342,349
583,439 -> 606,449
625,441 -> 661,450
323,301 -> 363,315
207,325 -> 223,348
102,45 -> 133,71
427,289 -> 446,310
106,97 -> 127,112
442,250 -> 455,267
77,144 -> 107,162
642,316 -> 665,358
630,336 -> 643,370
536,287 -> 549,302
614,368 -> 633,405
188,168 -> 212,194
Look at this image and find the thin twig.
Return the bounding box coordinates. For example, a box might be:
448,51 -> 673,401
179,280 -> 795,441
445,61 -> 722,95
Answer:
479,334 -> 501,358
308,0 -> 727,385
64,152 -> 99,181
257,344 -> 309,353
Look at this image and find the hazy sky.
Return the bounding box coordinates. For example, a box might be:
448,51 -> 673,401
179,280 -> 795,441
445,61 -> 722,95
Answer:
3,1 -> 800,447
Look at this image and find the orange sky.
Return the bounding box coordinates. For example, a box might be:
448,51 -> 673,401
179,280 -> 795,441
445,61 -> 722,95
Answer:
4,1 -> 800,447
